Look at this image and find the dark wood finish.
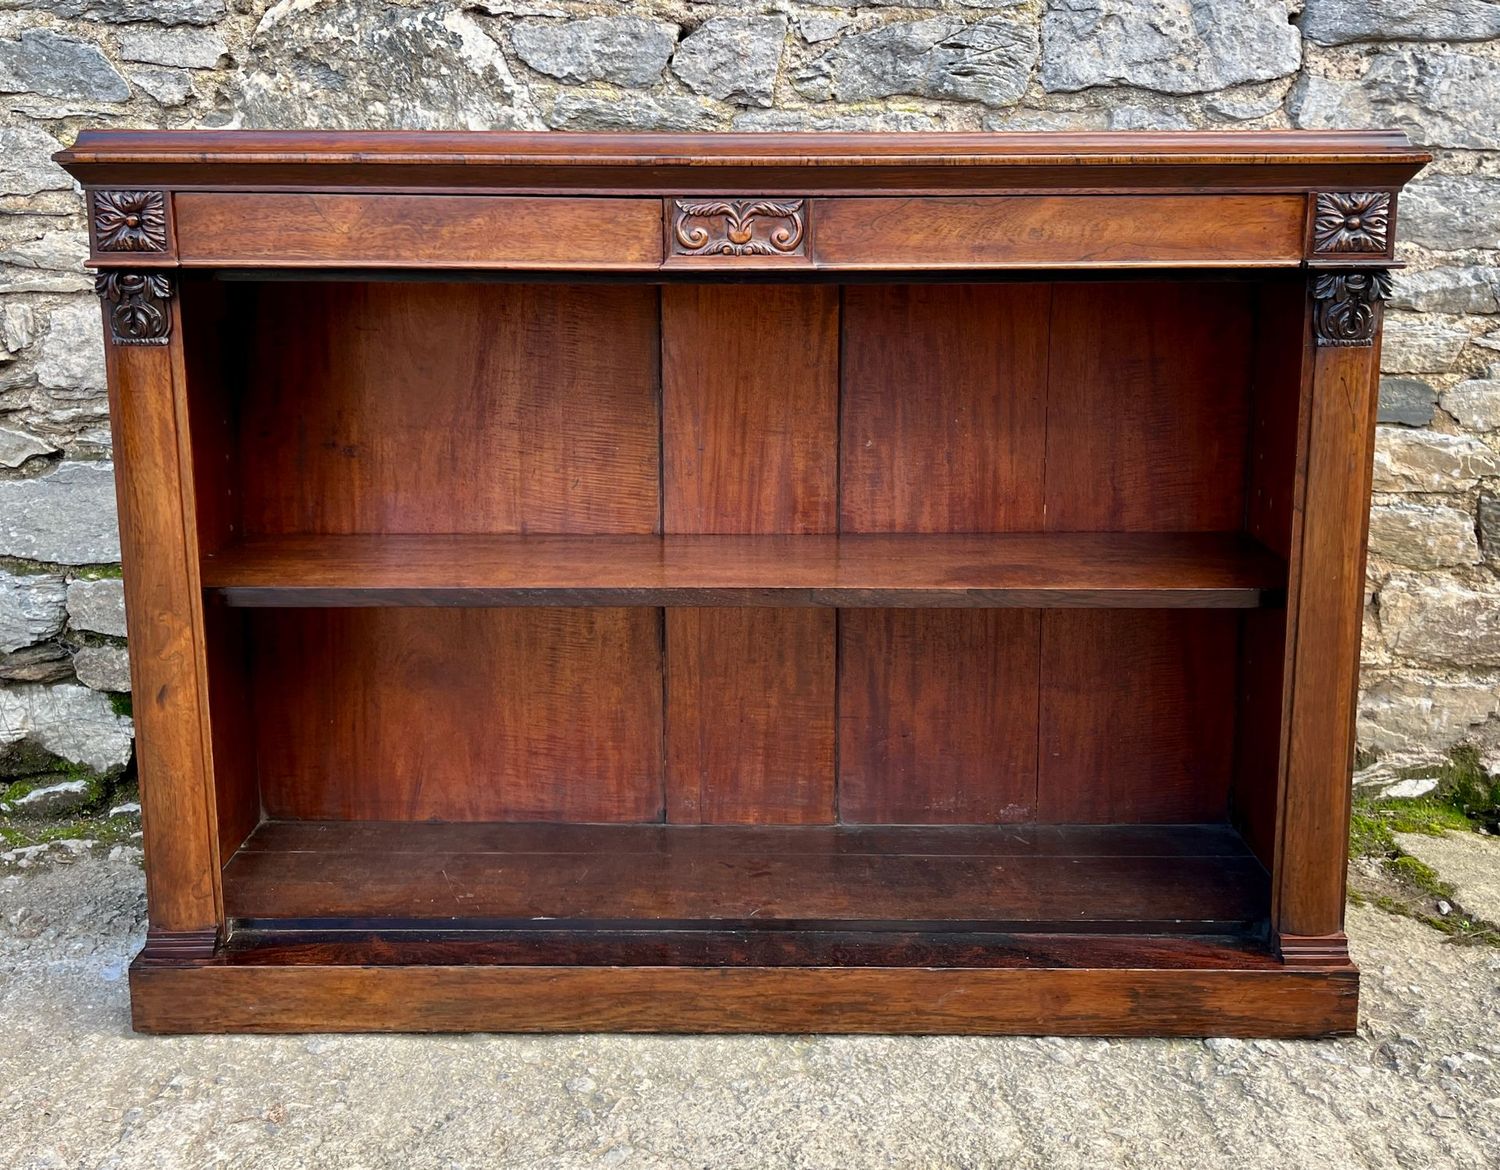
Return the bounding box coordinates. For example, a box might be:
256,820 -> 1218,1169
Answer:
840,284 -> 1049,533
1233,281 -> 1312,869
662,284 -> 838,535
58,129 -> 1426,198
838,610 -> 1040,823
250,608 -> 664,823
816,195 -> 1305,268
665,609 -> 836,824
1274,301 -> 1385,940
201,532 -> 1286,608
1043,282 -> 1253,532
661,284 -> 839,824
58,131 -> 1424,1037
1039,611 -> 1239,823
218,927 -> 1284,970
140,927 -> 219,960
222,821 -> 1267,929
236,281 -> 660,536
174,193 -> 664,268
103,293 -> 222,935
129,961 -> 1358,1037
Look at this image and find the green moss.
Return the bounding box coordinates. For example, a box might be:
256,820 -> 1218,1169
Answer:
108,692 -> 132,719
1348,744 -> 1500,946
0,812 -> 140,852
0,556 -> 122,578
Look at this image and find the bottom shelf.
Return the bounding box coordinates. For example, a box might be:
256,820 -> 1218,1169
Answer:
140,823 -> 1351,1037
222,820 -> 1269,935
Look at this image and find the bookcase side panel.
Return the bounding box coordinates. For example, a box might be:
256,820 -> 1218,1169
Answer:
103,285 -> 222,946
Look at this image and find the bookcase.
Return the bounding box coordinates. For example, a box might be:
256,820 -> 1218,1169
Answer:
57,130 -> 1428,1036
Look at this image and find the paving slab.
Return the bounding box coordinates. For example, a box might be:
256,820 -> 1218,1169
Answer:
1396,829 -> 1500,923
2,855 -> 1499,1170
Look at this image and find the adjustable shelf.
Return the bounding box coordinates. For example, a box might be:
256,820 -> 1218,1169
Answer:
201,532 -> 1286,609
63,129 -> 1427,1037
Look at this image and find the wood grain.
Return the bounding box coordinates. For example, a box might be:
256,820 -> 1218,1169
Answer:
665,609 -> 836,824
662,284 -> 838,535
201,532 -> 1286,608
59,129 -> 1427,202
662,283 -> 839,825
129,961 -> 1358,1037
251,608 -> 664,823
1039,611 -> 1240,823
838,610 -> 1041,824
104,294 -> 221,935
173,193 -> 663,268
1234,280 -> 1313,869
1044,282 -> 1253,531
840,284 -> 1050,533
815,195 -> 1306,268
222,821 -> 1267,928
237,281 -> 660,536
1275,309 -> 1382,939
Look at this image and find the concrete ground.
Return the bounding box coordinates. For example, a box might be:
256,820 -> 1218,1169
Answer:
3,852 -> 1499,1170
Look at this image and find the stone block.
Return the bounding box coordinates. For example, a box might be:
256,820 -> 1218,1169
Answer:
0,29 -> 129,102
1040,0 -> 1299,95
673,17 -> 787,107
1371,427 -> 1500,492
1378,377 -> 1437,427
512,16 -> 675,87
1380,576 -> 1500,666
0,570 -> 66,653
65,577 -> 126,637
796,15 -> 1037,107
1367,502 -> 1480,569
0,463 -> 120,565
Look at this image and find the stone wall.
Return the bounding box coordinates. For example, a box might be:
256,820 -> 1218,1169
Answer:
1,0 -> 1497,813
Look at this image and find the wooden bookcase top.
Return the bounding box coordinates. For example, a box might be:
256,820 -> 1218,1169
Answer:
57,130 -> 1429,275
57,129 -> 1428,193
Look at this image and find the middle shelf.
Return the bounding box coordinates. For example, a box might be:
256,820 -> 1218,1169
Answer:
201,531 -> 1285,609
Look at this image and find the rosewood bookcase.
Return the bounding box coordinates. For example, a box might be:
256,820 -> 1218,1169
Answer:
57,130 -> 1428,1036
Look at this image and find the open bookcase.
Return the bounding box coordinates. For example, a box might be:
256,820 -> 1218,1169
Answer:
58,130 -> 1428,1035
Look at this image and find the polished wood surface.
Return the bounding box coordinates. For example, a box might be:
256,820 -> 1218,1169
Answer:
129,961 -> 1358,1037
104,305 -> 220,936
174,193 -> 663,268
1039,611 -> 1239,823
58,129 -> 1427,197
202,532 -> 1286,608
251,608 -> 664,822
840,284 -> 1050,533
222,821 -> 1268,929
61,131 -> 1418,1036
1043,282 -> 1253,531
838,610 -> 1041,823
1275,315 -> 1384,939
237,282 -> 660,535
816,195 -> 1304,268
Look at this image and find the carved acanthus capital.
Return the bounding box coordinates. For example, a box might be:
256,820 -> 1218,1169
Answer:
95,270 -> 174,346
1312,268 -> 1392,348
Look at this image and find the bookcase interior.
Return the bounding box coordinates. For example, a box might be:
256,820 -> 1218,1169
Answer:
183,273 -> 1304,946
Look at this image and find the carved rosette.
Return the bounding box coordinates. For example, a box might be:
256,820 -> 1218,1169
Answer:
671,198 -> 807,258
95,271 -> 174,346
1312,191 -> 1390,256
1312,269 -> 1392,348
92,189 -> 169,253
